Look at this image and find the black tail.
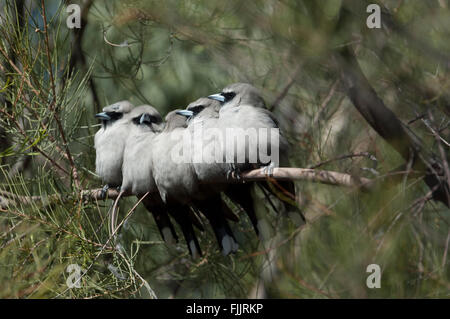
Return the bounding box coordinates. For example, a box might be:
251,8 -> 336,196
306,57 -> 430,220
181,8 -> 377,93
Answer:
141,196 -> 178,244
168,204 -> 203,259
195,196 -> 239,256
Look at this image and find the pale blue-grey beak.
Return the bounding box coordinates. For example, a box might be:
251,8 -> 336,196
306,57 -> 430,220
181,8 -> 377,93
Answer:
95,112 -> 111,121
139,113 -> 152,125
207,93 -> 225,103
176,110 -> 194,117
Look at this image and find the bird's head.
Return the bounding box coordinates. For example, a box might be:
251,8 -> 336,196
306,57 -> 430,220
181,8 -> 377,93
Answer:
176,97 -> 220,123
207,83 -> 265,109
95,100 -> 134,127
130,105 -> 163,133
164,110 -> 190,131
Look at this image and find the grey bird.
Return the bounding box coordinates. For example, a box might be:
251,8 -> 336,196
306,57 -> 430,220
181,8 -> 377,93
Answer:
94,102 -> 178,245
208,83 -> 305,224
153,110 -> 239,256
181,98 -> 263,236
120,104 -> 180,245
94,100 -> 134,192
149,110 -> 206,258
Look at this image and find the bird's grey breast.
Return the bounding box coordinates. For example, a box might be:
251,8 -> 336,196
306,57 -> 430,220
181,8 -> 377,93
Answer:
94,124 -> 128,186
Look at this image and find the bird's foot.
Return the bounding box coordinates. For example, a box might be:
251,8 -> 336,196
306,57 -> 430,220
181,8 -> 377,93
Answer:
261,162 -> 276,177
226,164 -> 242,181
100,184 -> 110,200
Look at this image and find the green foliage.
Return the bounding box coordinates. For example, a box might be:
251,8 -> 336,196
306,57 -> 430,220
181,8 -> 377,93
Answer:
0,0 -> 449,298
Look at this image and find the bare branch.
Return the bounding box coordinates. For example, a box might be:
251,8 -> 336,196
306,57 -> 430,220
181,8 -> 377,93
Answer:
1,167 -> 374,208
308,152 -> 376,169
41,0 -> 81,190
335,41 -> 449,206
269,64 -> 301,111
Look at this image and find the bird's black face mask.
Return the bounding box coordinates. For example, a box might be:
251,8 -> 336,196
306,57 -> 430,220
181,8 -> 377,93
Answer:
176,105 -> 205,123
208,91 -> 236,106
221,92 -> 236,103
188,105 -> 205,116
95,111 -> 123,127
132,113 -> 160,131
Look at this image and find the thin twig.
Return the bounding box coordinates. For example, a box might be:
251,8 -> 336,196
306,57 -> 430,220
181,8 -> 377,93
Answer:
426,110 -> 450,204
1,167 -> 375,208
41,0 -> 81,190
269,64 -> 301,111
239,167 -> 373,190
312,80 -> 339,127
309,152 -> 376,169
442,230 -> 450,269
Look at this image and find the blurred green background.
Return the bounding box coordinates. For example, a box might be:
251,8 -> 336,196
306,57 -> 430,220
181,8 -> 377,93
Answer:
0,0 -> 449,298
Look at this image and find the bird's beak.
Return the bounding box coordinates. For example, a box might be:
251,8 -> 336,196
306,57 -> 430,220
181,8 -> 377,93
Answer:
140,113 -> 152,125
176,110 -> 194,117
95,112 -> 111,121
207,93 -> 225,103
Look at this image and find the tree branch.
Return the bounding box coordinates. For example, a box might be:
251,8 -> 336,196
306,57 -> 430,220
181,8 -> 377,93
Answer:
41,0 -> 81,190
64,0 -> 100,112
239,167 -> 372,190
1,167 -> 374,208
333,9 -> 449,206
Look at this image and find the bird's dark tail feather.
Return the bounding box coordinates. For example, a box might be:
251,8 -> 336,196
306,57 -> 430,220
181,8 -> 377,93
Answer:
168,204 -> 203,259
141,197 -> 179,244
195,196 -> 239,256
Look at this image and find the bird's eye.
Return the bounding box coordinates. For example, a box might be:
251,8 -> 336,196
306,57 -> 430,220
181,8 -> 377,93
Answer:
221,92 -> 236,102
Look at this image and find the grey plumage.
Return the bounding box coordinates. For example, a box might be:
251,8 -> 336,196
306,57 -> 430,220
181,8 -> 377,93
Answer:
153,110 -> 239,256
94,100 -> 134,188
94,102 -> 178,245
185,98 -> 262,236
150,110 -> 205,257
152,110 -> 201,205
120,105 -> 179,245
209,83 -> 305,224
120,105 -> 164,196
93,85 -> 303,257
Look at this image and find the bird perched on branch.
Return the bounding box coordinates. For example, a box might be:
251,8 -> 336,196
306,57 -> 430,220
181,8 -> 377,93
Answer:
93,83 -> 305,258
94,102 -> 178,246
94,100 -> 134,194
122,108 -> 203,258
179,98 -> 264,237
152,109 -> 239,256
208,83 -> 305,224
